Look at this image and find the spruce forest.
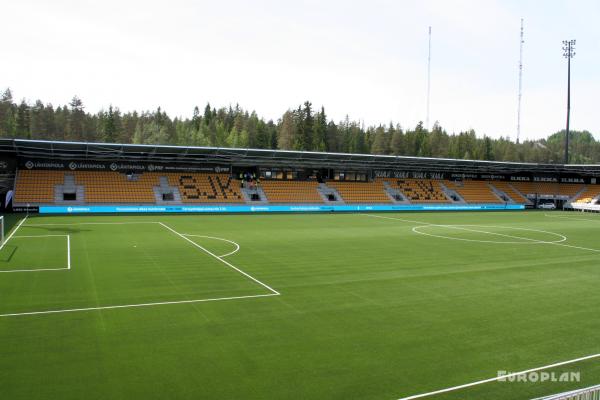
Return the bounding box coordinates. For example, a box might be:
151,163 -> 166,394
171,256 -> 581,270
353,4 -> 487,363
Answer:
1,88 -> 598,164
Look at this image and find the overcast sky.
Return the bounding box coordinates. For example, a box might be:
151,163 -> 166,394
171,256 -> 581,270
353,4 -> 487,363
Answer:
1,0 -> 598,140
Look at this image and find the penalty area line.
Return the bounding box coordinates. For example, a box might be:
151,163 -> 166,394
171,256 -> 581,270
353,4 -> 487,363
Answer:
0,267 -> 69,273
13,234 -> 68,238
396,353 -> 600,400
0,293 -> 280,318
23,221 -> 162,226
182,234 -> 240,258
0,234 -> 71,273
159,222 -> 280,295
67,234 -> 71,269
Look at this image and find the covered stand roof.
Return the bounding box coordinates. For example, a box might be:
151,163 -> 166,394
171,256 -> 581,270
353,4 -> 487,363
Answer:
1,138 -> 600,176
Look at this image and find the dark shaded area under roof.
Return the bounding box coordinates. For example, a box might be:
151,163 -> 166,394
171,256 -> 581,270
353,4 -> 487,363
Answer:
1,138 -> 600,176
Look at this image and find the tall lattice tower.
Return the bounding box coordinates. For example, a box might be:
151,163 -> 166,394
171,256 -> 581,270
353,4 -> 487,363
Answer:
516,18 -> 524,144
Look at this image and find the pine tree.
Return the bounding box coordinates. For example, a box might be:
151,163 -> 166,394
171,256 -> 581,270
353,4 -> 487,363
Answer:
254,120 -> 270,149
277,111 -> 295,150
371,126 -> 390,155
483,136 -> 494,160
390,125 -> 404,155
245,112 -> 259,148
67,96 -> 85,141
427,123 -> 448,158
53,106 -> 68,141
312,106 -> 327,151
121,111 -> 138,143
215,121 -> 227,146
192,106 -> 201,131
103,105 -> 118,142
413,122 -> 429,156
203,103 -> 212,125
292,106 -> 306,151
302,101 -> 313,150
133,120 -> 145,144
326,121 -> 339,152
29,100 -> 45,138
349,122 -> 367,154
145,121 -> 169,144
1,88 -> 599,163
0,89 -> 16,137
41,103 -> 56,139
0,88 -> 12,103
16,100 -> 30,139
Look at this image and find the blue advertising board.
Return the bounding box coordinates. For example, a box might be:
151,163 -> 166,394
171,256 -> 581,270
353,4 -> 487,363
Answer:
39,204 -> 525,214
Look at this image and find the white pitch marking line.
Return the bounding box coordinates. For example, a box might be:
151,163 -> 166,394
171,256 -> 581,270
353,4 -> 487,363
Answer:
0,234 -> 71,273
0,293 -> 279,318
424,225 -> 566,244
159,222 -> 279,295
551,242 -> 600,253
449,225 -> 600,253
366,214 -> 563,243
0,216 -> 28,251
67,235 -> 71,270
544,213 -> 600,223
361,213 -> 430,226
23,221 -> 161,226
363,214 -> 600,253
1,222 -> 279,316
396,353 -> 600,400
13,235 -> 69,238
411,225 -> 566,245
444,225 -> 565,243
0,267 -> 69,273
182,234 -> 240,258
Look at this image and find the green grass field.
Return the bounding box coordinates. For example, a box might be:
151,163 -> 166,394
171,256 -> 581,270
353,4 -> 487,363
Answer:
1,211 -> 599,399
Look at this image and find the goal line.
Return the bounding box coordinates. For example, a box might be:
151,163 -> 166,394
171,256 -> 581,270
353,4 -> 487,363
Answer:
0,234 -> 71,273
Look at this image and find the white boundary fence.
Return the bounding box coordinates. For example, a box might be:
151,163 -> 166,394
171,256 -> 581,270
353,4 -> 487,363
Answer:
569,203 -> 600,213
533,384 -> 600,400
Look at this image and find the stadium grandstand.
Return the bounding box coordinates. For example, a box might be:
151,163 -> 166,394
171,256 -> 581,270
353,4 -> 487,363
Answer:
1,138 -> 599,213
2,138 -> 600,400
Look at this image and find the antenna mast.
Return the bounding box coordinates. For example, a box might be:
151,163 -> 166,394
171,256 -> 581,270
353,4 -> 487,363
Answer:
426,26 -> 432,130
562,39 -> 576,164
516,18 -> 524,144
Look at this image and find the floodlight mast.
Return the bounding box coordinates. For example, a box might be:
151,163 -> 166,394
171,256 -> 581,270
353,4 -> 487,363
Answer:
516,19 -> 524,144
426,26 -> 431,131
562,39 -> 575,164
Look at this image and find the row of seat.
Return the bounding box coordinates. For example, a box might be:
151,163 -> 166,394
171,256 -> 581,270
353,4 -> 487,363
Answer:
388,179 -> 449,203
165,173 -> 244,203
260,180 -> 323,203
73,171 -> 157,203
489,181 -> 530,204
510,181 -> 584,198
13,170 -> 65,203
12,170 -> 600,205
445,180 -> 501,203
327,180 -> 391,203
573,186 -> 600,203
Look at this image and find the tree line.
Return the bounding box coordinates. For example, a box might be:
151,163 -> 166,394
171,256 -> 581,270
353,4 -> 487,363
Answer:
1,88 -> 598,164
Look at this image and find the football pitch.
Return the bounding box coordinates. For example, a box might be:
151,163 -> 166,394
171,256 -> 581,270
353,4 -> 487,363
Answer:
0,211 -> 599,399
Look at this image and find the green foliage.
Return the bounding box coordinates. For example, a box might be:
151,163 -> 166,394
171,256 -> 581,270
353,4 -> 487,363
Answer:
371,126 -> 390,155
0,88 -> 598,163
101,105 -> 119,143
